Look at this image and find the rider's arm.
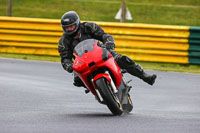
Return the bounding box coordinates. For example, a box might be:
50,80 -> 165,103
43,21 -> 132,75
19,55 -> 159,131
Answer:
84,22 -> 115,50
58,35 -> 73,73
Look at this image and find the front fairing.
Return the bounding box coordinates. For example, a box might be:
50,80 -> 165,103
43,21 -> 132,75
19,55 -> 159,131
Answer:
72,39 -> 122,94
73,39 -> 108,73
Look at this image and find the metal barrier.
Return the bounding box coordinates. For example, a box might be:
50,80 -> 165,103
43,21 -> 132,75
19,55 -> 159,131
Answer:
0,16 -> 199,64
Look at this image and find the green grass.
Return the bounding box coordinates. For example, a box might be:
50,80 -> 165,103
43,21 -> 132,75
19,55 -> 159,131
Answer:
0,0 -> 200,26
138,61 -> 200,74
0,53 -> 200,74
0,53 -> 60,62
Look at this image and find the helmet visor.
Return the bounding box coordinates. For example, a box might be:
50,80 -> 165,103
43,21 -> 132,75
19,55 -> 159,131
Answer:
62,19 -> 79,35
65,24 -> 76,32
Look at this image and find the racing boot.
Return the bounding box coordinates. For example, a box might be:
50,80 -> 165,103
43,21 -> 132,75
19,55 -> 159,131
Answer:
73,74 -> 90,94
125,64 -> 157,85
112,53 -> 157,86
74,76 -> 90,93
73,75 -> 86,88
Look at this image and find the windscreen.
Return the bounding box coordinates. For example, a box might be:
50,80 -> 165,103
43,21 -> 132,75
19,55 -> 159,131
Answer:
74,39 -> 98,57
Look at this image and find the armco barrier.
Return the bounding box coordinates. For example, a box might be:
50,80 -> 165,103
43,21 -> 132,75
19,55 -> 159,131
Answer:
189,27 -> 200,64
0,16 -> 199,64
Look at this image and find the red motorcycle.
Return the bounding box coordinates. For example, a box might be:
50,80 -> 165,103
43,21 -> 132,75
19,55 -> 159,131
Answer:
73,39 -> 133,115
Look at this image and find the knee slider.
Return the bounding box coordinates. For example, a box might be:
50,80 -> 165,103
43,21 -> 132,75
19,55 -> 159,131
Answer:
115,56 -> 135,69
122,56 -> 135,66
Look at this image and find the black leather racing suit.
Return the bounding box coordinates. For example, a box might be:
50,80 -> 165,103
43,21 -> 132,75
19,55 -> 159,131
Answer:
58,22 -> 157,86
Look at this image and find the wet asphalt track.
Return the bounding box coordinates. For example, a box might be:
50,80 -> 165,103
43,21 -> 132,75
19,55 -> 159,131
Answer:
0,58 -> 200,133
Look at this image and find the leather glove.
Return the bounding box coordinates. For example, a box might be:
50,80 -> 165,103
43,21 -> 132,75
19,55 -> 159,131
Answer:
105,41 -> 115,51
66,63 -> 73,73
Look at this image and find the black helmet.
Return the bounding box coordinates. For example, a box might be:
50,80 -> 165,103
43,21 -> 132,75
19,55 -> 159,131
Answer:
61,11 -> 80,36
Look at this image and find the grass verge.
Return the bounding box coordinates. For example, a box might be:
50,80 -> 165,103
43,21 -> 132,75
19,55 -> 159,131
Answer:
0,53 -> 200,74
0,0 -> 200,26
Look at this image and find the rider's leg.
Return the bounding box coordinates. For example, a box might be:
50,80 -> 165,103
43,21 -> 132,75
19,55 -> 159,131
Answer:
110,50 -> 157,85
73,72 -> 86,88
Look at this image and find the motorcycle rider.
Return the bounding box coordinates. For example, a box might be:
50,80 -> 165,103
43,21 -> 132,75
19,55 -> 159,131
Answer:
58,11 -> 157,88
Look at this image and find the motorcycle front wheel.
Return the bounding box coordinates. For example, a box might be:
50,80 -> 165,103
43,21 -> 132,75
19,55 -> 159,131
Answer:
95,77 -> 123,116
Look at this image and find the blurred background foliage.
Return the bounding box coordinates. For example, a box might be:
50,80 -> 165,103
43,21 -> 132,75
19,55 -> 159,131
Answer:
0,0 -> 200,26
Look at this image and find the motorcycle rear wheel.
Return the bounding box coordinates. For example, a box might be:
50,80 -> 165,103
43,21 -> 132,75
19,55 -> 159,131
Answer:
95,77 -> 123,116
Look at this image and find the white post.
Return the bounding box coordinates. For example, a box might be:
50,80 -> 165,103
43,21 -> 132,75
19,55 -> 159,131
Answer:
121,0 -> 126,23
7,0 -> 12,16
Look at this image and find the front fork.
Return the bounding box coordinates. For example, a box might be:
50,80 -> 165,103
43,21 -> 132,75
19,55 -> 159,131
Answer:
105,71 -> 118,94
91,70 -> 132,104
92,71 -> 118,104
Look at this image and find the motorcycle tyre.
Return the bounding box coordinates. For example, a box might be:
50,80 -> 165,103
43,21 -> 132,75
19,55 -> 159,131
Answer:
95,77 -> 123,116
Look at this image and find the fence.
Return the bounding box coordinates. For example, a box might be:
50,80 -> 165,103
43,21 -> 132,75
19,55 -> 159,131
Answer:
0,16 -> 199,64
